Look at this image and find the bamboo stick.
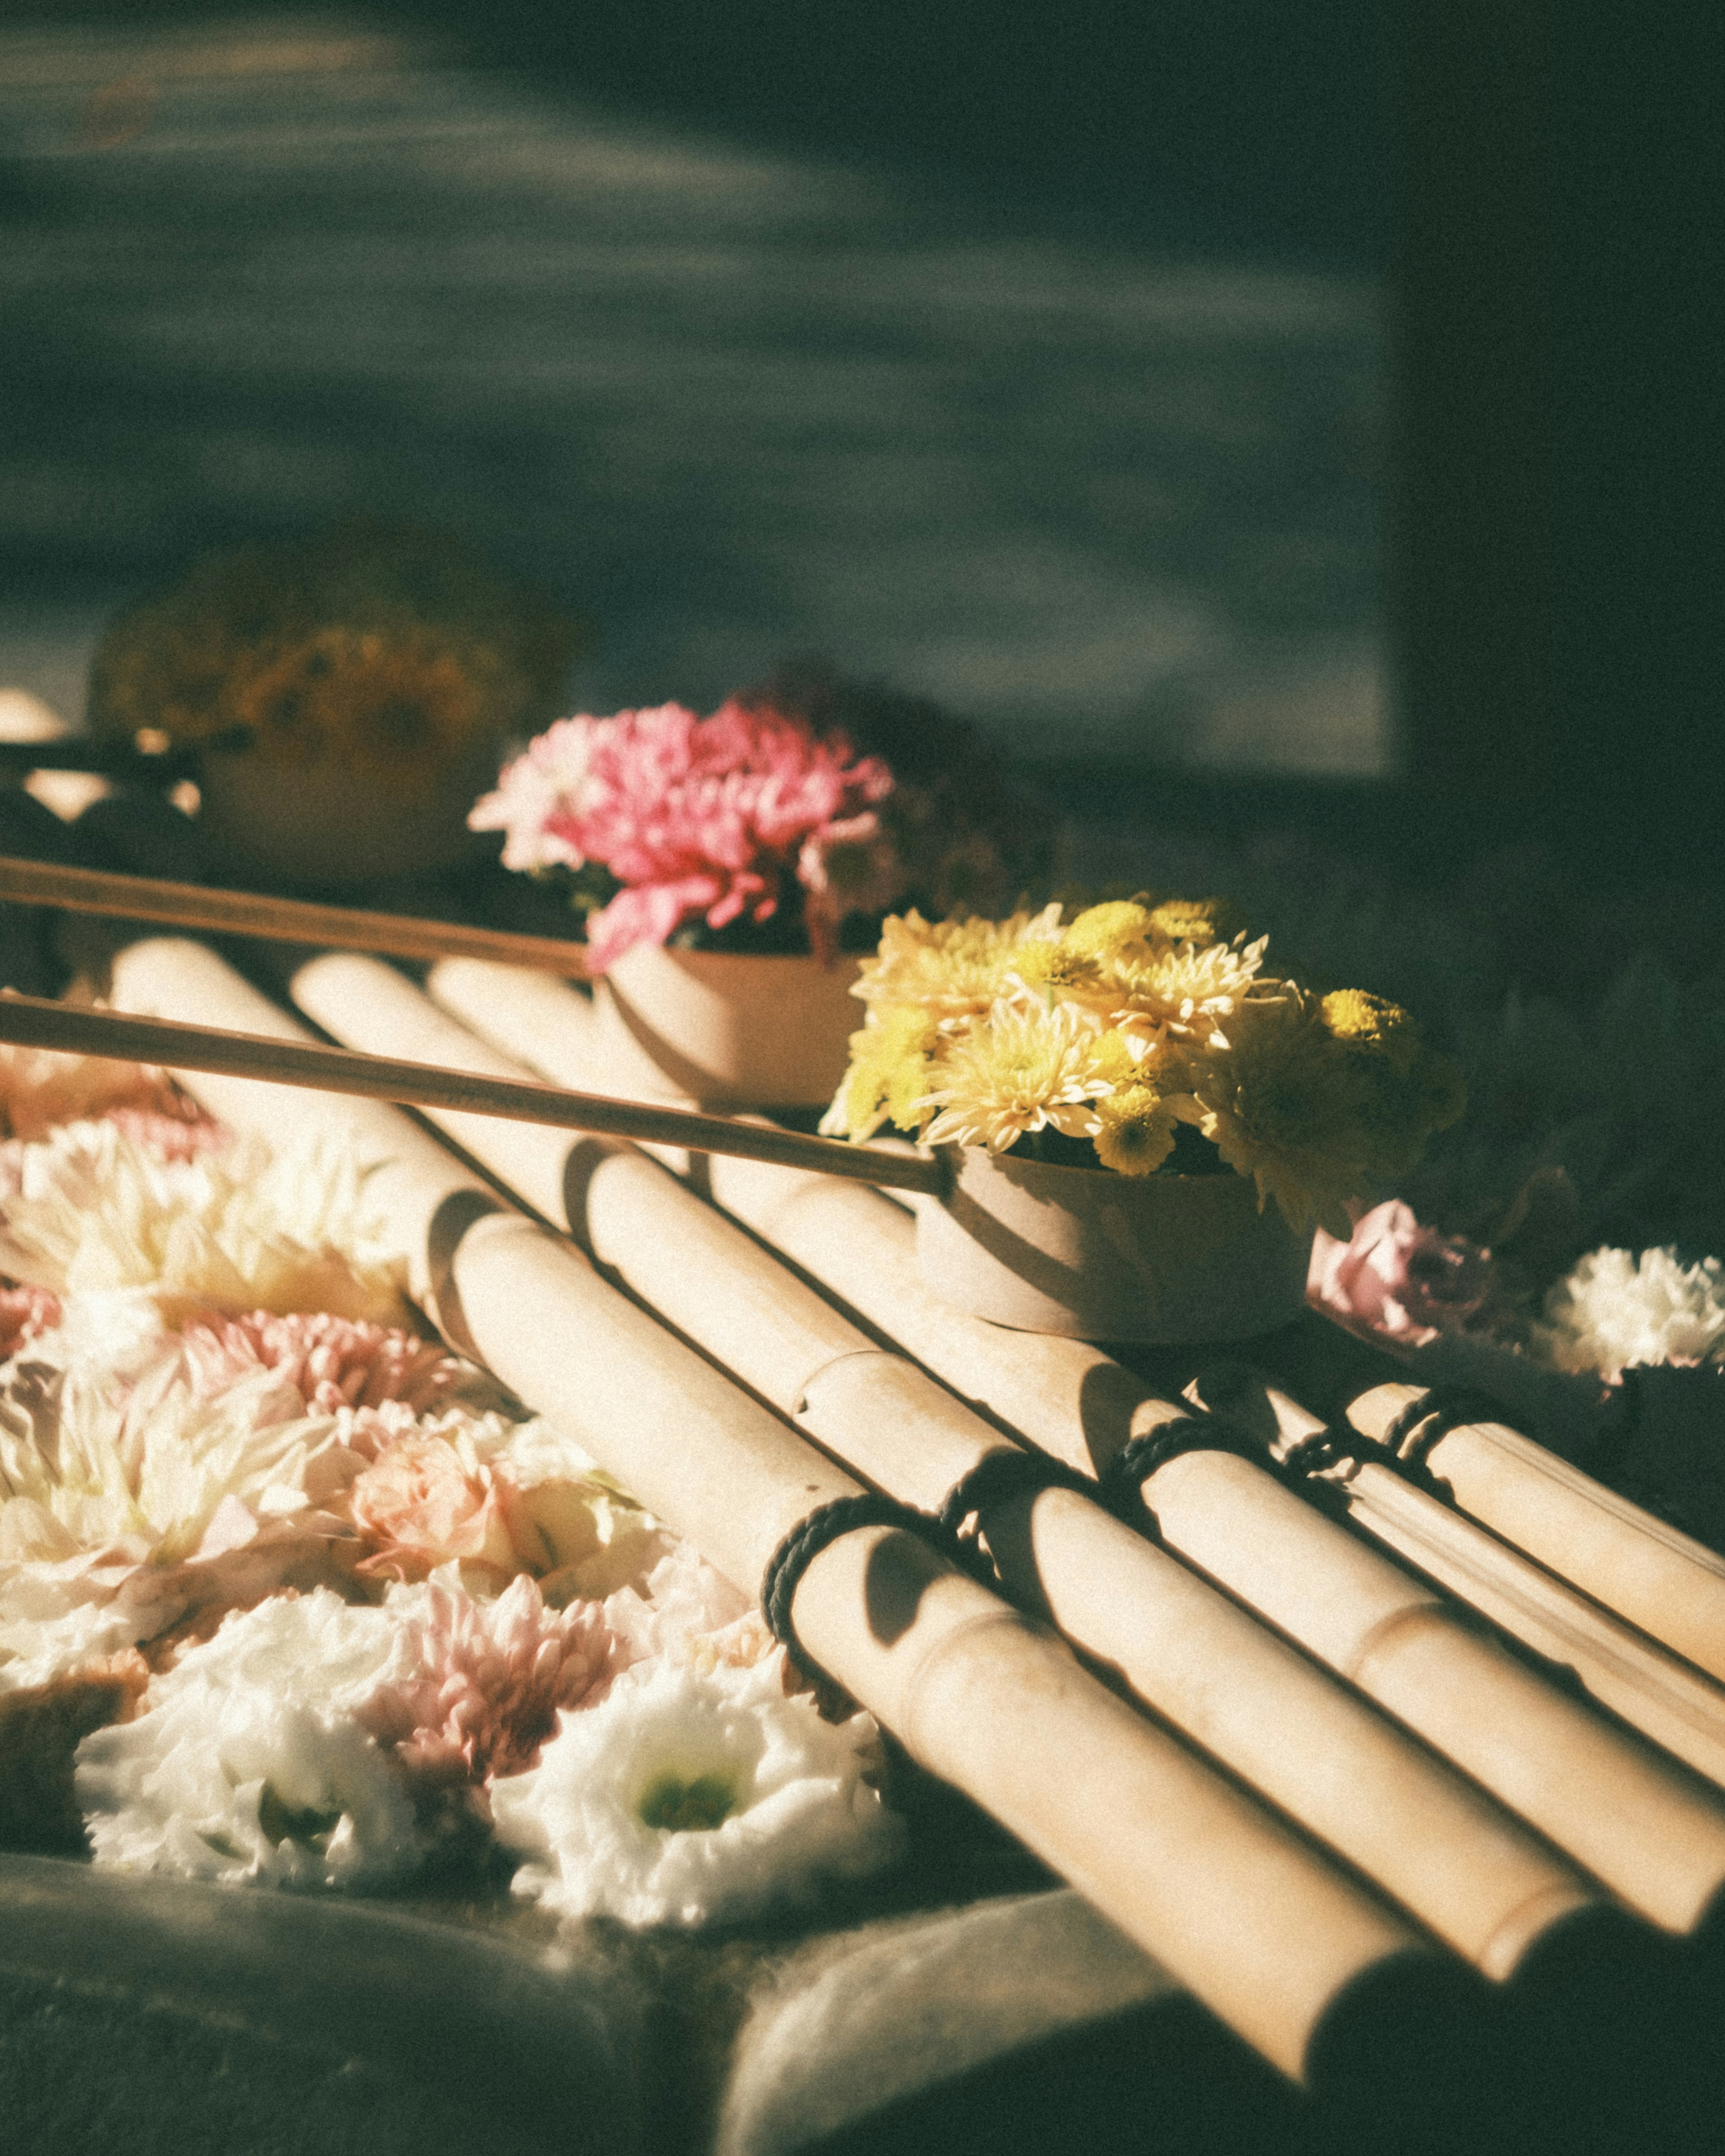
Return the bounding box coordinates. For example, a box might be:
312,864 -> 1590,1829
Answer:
1191,1371 -> 1725,1791
288,951 -> 1606,1984
0,851 -> 594,978
415,961 -> 1725,1938
94,936 -> 1472,2091
0,991 -> 944,1198
1346,1381 -> 1725,1688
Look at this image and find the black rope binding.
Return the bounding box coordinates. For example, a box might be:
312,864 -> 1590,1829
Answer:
1097,1413 -> 1250,1522
1378,1386 -> 1508,1493
761,1493 -> 950,1676
938,1449 -> 1094,1581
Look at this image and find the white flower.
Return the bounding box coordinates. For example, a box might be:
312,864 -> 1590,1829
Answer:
1535,1246 -> 1725,1382
0,1119 -> 408,1328
75,1588 -> 426,1889
468,716 -> 600,873
491,1654 -> 902,1926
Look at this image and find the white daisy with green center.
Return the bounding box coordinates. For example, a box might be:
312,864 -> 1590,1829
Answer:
491,1653 -> 902,1927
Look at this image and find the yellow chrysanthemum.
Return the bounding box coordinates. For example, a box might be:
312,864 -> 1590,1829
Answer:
1061,901 -> 1154,964
854,906 -> 1063,1021
1317,990 -> 1467,1180
1111,937 -> 1275,1049
820,1006 -> 942,1141
1092,1087 -> 1178,1177
1147,897 -> 1245,948
1320,989 -> 1419,1074
1188,997 -> 1373,1235
1007,938 -> 1117,1014
917,1000 -> 1111,1155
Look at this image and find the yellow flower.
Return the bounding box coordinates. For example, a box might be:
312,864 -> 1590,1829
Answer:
854,906 -> 1063,1022
1092,1086 -> 1178,1177
1318,990 -> 1467,1179
1111,937 -> 1275,1049
1089,1028 -> 1147,1089
1320,989 -> 1419,1075
1189,996 -> 1372,1235
1061,901 -> 1154,964
1147,897 -> 1245,948
1007,938 -> 1115,1013
917,1000 -> 1111,1154
819,1005 -> 942,1140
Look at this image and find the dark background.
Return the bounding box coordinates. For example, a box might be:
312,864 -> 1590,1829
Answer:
2,0 -> 1719,858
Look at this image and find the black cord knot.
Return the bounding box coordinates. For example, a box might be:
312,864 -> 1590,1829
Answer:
761,1493 -> 951,1676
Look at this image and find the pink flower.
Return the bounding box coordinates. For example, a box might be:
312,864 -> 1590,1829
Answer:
360,1571 -> 625,1798
0,1280 -> 61,1360
481,699 -> 897,972
1308,1199 -> 1494,1349
102,1104 -> 226,1162
177,1310 -> 475,1418
346,1436 -> 549,1587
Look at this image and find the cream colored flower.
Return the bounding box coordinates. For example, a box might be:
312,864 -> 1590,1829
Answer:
917,999 -> 1113,1154
1535,1246 -> 1725,1382
1110,937 -> 1274,1051
854,906 -> 1063,1022
491,1653 -> 901,1926
0,1120 -> 408,1328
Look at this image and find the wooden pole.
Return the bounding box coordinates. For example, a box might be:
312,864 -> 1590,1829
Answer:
0,851 -> 593,978
0,990 -> 944,1197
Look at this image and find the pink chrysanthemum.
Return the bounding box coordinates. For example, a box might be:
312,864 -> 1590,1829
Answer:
361,1571 -> 625,1798
479,700 -> 895,972
176,1311 -> 475,1418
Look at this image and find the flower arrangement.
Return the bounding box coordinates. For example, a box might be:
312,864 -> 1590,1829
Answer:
822,897 -> 1466,1237
88,521 -> 580,796
470,666 -> 1044,976
0,1060 -> 899,1920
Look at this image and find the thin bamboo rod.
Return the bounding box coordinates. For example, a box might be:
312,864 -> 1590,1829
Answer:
101,934 -> 1465,2097
0,850 -> 592,977
0,990 -> 945,1197
1346,1381 -> 1725,1688
289,950 -> 1606,1986
419,959 -> 1725,1937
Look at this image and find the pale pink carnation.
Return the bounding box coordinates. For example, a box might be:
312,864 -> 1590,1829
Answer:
0,1280 -> 61,1361
468,714 -> 603,873
361,1571 -> 625,1799
346,1434 -> 547,1586
0,1043 -> 178,1144
102,1103 -> 226,1162
177,1311 -> 475,1419
1308,1199 -> 1494,1349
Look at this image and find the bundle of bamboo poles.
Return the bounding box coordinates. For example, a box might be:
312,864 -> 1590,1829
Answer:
4,860 -> 1725,2142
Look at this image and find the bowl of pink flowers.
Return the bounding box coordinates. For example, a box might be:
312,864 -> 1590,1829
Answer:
471,668 -> 1041,1107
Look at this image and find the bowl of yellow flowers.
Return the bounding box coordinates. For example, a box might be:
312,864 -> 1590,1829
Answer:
88,523 -> 581,888
822,898 -> 1466,1342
